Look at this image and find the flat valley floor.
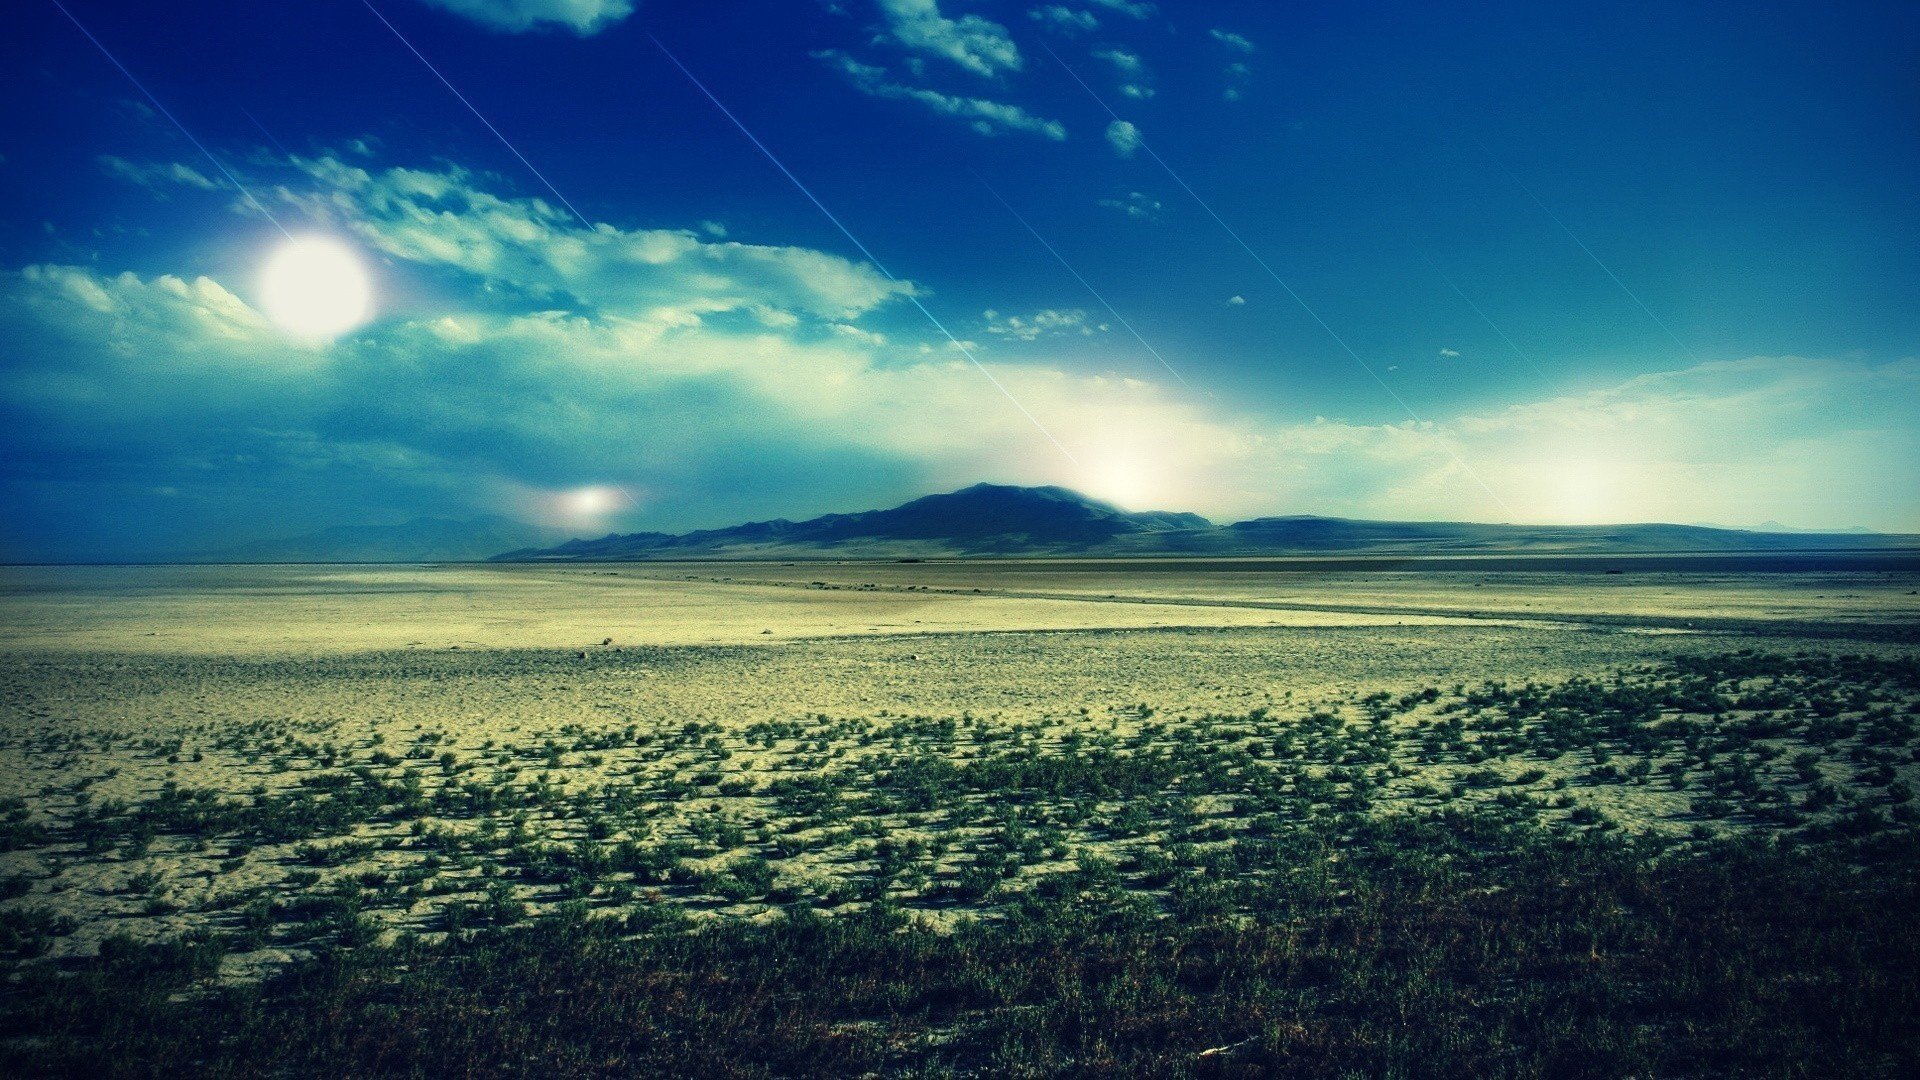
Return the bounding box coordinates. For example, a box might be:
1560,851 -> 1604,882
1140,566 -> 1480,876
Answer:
2,557 -> 1918,1075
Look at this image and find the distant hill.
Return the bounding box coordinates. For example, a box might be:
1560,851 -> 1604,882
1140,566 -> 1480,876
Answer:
198,516 -> 571,564
1212,516 -> 1889,554
491,484 -> 1911,562
494,484 -> 1210,561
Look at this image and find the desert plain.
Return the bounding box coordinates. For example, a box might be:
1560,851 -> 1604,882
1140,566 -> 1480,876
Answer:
1,555 -> 1918,1075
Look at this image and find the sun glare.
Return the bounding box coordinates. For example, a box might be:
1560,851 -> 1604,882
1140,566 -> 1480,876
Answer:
560,486 -> 623,519
1547,456 -> 1623,523
1073,444 -> 1169,511
259,235 -> 373,339
542,485 -> 635,529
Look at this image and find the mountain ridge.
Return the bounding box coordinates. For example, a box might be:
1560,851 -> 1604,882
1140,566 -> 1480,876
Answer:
491,484 -> 1910,562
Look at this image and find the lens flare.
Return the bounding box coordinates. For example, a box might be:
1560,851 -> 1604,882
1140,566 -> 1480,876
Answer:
259,236 -> 373,339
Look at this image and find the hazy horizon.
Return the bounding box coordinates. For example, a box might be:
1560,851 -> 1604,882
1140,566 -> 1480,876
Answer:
3,478 -> 1909,568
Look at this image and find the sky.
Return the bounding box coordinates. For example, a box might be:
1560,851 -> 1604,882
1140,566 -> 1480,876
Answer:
0,0 -> 1915,560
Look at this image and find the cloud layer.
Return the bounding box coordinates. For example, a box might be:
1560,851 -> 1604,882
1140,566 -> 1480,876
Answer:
3,147 -> 1915,559
412,0 -> 636,35
816,51 -> 1066,140
874,0 -> 1022,77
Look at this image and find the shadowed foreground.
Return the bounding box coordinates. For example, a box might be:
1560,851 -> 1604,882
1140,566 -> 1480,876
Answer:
5,814 -> 1917,1077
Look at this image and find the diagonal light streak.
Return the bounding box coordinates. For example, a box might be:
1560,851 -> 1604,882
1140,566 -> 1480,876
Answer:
1474,139 -> 1698,363
240,107 -> 296,163
1420,253 -> 1549,380
651,35 -> 1079,467
972,171 -> 1189,388
361,0 -> 591,228
49,0 -> 290,238
1043,43 -> 1511,514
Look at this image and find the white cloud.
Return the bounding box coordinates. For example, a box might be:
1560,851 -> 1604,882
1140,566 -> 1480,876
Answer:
1439,347 -> 1460,357
983,307 -> 1105,341
1224,60 -> 1252,101
1226,294 -> 1246,305
15,263 -> 270,350
1212,31 -> 1255,99
1210,28 -> 1256,53
412,0 -> 636,34
816,51 -> 1067,140
98,155 -> 218,193
1027,5 -> 1096,32
281,154 -> 913,320
1095,48 -> 1154,98
1098,191 -> 1161,219
874,0 -> 1022,77
1087,0 -> 1153,17
1105,119 -> 1142,157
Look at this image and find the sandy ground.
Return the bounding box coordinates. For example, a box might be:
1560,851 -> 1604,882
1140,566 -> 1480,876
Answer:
0,561 -> 1914,975
0,564 -> 1502,656
4,560 -> 1914,655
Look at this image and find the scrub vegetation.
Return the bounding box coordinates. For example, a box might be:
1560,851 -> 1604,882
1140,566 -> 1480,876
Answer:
3,643 -> 1918,1076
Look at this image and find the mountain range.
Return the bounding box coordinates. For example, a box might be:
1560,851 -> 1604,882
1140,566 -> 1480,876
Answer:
490,484 -> 1910,562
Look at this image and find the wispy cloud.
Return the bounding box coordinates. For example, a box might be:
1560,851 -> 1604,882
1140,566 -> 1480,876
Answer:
1105,118 -> 1142,157
1097,190 -> 1160,219
983,307 -> 1106,340
874,0 -> 1022,77
1222,62 -> 1251,101
1026,5 -> 1096,33
1209,28 -> 1255,53
98,155 -> 218,193
282,153 -> 915,320
1210,28 -> 1256,99
816,51 -> 1067,140
1094,48 -> 1154,99
411,0 -> 637,35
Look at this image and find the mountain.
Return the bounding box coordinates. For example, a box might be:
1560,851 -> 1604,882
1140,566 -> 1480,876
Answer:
1213,516 -> 1888,554
491,484 -> 1909,562
198,516 -> 572,564
495,484 -> 1211,561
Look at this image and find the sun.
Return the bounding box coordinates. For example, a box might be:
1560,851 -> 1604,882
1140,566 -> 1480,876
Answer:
259,235 -> 373,339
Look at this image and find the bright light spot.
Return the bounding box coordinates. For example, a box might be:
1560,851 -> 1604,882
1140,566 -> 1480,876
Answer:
532,485 -> 636,530
1074,445 -> 1167,511
259,235 -> 372,339
560,486 -> 624,520
1545,456 -> 1621,523
489,480 -> 643,532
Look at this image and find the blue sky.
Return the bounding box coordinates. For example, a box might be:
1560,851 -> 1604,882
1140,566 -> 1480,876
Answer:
1,0 -> 1915,559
